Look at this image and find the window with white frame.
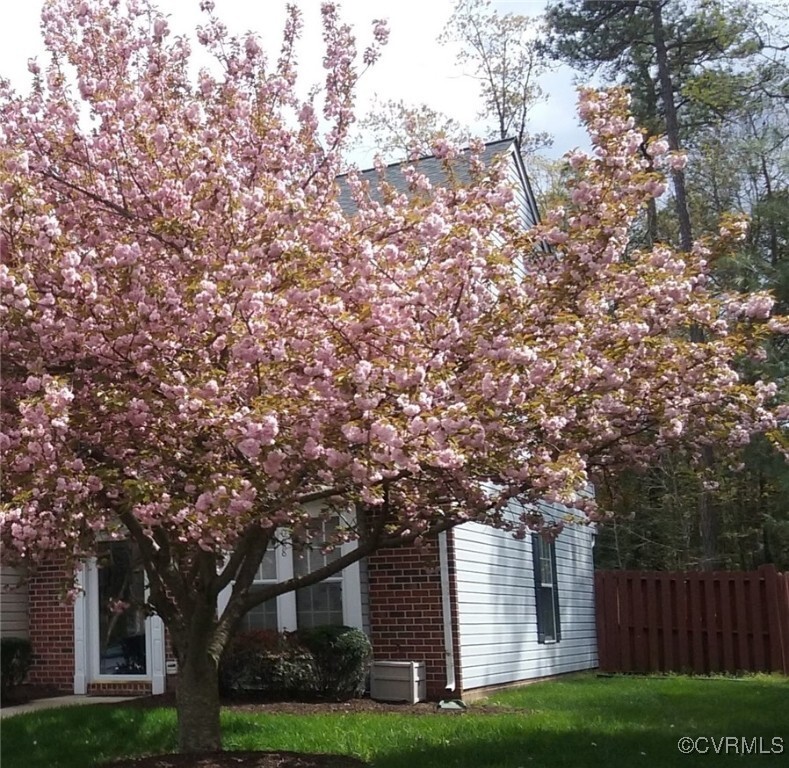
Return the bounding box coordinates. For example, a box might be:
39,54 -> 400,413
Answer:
229,517 -> 362,633
240,546 -> 280,632
293,519 -> 344,629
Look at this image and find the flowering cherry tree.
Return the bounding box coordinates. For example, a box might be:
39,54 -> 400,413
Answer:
1,0 -> 785,753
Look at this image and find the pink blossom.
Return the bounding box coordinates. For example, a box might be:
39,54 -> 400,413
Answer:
742,294 -> 774,320
567,150 -> 587,169
108,598 -> 130,615
153,18 -> 169,41
647,138 -> 669,156
372,19 -> 389,45
667,152 -> 688,171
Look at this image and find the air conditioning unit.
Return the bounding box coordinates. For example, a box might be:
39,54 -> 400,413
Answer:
370,661 -> 426,704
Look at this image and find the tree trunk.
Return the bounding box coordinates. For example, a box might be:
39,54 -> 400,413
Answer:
650,0 -> 693,253
651,0 -> 718,570
646,197 -> 659,245
142,548 -> 227,753
697,453 -> 719,570
176,648 -> 222,753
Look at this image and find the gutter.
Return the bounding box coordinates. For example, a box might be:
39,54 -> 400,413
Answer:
438,531 -> 456,692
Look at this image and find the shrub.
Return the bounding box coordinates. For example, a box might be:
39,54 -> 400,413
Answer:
219,630 -> 315,698
298,625 -> 371,700
0,637 -> 33,701
219,625 -> 372,701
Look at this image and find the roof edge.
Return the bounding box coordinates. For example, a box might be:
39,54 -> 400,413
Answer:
337,137 -> 518,179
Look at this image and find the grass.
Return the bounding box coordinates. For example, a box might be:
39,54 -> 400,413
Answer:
2,673 -> 788,768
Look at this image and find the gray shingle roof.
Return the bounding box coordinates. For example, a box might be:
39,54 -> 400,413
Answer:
336,138 -> 518,213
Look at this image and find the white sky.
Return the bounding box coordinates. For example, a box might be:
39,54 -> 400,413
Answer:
0,0 -> 592,165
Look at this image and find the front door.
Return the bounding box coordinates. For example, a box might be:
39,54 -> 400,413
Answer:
74,540 -> 165,694
95,541 -> 148,675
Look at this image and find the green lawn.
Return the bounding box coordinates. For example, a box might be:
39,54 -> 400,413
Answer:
2,673 -> 787,768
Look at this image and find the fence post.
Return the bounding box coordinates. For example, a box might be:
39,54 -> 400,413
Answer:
594,572 -> 607,671
783,573 -> 789,674
760,564 -> 789,674
733,572 -> 749,670
750,569 -> 767,670
689,572 -> 705,673
703,574 -> 718,672
719,572 -> 735,671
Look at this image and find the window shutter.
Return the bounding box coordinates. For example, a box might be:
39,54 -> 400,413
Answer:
550,539 -> 561,642
532,534 -> 546,644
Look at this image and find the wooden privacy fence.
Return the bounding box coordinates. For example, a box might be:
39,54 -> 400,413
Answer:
595,565 -> 789,674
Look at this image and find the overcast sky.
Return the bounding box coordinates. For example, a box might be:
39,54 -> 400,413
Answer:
0,0 -> 592,166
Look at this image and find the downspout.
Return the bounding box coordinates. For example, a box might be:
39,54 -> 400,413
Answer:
438,531 -> 456,692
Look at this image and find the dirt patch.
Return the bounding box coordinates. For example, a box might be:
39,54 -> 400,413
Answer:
231,699 -> 444,715
105,751 -> 368,768
228,699 -> 523,716
118,692 -> 523,716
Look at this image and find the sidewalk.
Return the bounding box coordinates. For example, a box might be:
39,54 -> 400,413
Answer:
0,695 -> 136,719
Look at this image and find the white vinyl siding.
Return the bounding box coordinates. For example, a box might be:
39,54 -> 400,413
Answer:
452,506 -> 597,690
1,566 -> 29,638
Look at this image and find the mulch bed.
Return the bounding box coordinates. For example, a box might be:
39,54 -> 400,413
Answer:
105,752 -> 369,768
117,691 -> 523,716
105,751 -> 368,768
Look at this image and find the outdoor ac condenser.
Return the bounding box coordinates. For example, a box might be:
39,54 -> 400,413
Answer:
369,660 -> 426,704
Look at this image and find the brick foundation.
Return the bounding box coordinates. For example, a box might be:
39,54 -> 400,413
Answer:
27,558 -> 75,691
367,536 -> 457,699
87,680 -> 152,696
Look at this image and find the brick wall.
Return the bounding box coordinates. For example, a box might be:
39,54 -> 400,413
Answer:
87,680 -> 152,696
27,559 -> 163,696
367,536 -> 456,699
27,558 -> 75,691
28,539 -> 466,699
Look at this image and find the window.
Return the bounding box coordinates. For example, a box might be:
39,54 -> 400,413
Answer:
240,547 -> 279,632
294,520 -> 344,629
227,519 -> 361,632
532,534 -> 561,644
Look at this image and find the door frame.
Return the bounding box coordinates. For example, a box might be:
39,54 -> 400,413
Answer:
73,558 -> 165,694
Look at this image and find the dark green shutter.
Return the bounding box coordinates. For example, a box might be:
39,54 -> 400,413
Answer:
532,535 -> 546,644
532,534 -> 561,644
550,539 -> 561,642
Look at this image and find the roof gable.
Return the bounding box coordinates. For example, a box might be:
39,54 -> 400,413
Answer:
336,138 -> 540,229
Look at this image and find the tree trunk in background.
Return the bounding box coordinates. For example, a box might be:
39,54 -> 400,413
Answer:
651,1 -> 693,253
651,0 -> 718,569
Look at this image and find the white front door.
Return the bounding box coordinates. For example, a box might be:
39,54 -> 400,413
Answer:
74,541 -> 165,694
